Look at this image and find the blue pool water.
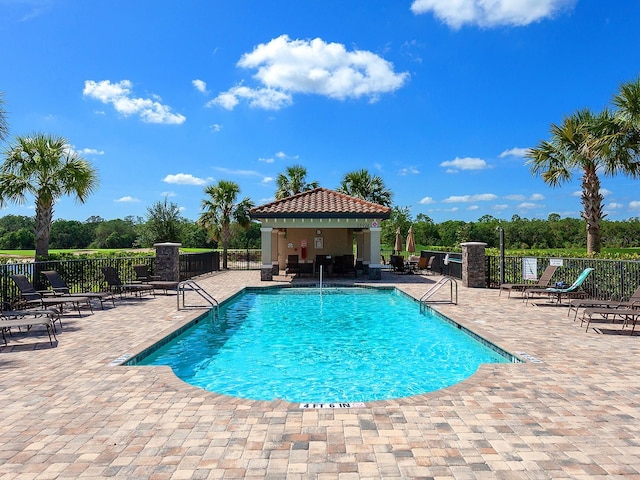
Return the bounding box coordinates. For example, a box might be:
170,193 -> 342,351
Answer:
137,287 -> 511,403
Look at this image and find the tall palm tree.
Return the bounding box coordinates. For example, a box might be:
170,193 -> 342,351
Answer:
612,76 -> 640,159
275,164 -> 318,199
0,133 -> 99,259
198,180 -> 254,269
336,168 -> 392,206
526,108 -> 640,254
0,92 -> 8,144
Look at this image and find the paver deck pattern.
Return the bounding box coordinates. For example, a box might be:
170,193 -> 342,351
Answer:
2,270 -> 640,479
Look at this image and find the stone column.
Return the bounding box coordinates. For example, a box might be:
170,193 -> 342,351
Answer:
368,226 -> 382,280
260,227 -> 273,281
154,242 -> 181,281
461,242 -> 486,288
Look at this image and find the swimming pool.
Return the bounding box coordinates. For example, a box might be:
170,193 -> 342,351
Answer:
135,287 -> 514,403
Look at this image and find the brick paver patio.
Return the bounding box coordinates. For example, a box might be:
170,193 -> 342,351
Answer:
1,270 -> 639,479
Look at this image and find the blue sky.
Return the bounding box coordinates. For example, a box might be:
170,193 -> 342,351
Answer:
1,0 -> 639,224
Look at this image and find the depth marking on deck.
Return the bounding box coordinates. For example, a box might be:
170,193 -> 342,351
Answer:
108,353 -> 134,366
299,402 -> 366,409
515,352 -> 543,363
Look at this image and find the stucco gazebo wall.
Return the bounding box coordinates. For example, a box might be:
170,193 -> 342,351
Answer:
276,227 -> 354,270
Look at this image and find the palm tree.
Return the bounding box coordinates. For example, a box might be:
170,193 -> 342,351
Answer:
0,92 -> 8,144
198,180 -> 254,269
612,76 -> 640,159
275,164 -> 318,199
526,108 -> 640,254
336,168 -> 392,206
0,133 -> 99,259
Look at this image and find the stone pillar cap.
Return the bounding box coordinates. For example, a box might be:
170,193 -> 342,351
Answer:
154,242 -> 182,247
460,242 -> 487,246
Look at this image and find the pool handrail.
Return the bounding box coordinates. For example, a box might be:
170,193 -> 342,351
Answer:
177,280 -> 219,315
420,277 -> 458,308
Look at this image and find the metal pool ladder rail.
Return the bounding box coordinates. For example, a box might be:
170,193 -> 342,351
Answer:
177,280 -> 219,315
420,277 -> 458,309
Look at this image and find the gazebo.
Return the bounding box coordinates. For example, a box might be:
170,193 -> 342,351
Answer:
249,188 -> 392,281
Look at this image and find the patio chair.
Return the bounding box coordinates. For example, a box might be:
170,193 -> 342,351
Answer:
133,264 -> 160,283
390,255 -> 406,273
580,301 -> 640,333
10,274 -> 93,317
101,266 -> 154,297
41,270 -> 115,309
524,267 -> 594,305
285,255 -> 300,277
1,307 -> 58,346
333,254 -> 357,277
500,265 -> 558,298
568,284 -> 640,321
416,256 -> 435,275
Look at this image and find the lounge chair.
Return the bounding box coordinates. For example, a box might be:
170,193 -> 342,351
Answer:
41,270 -> 115,309
1,308 -> 58,346
101,266 -> 154,297
132,265 -> 178,294
524,267 -> 594,305
568,284 -> 640,321
416,256 -> 435,275
10,274 -> 93,317
500,265 -> 558,298
133,264 -> 160,283
333,254 -> 356,277
285,255 -> 300,277
390,255 -> 406,273
581,302 -> 640,333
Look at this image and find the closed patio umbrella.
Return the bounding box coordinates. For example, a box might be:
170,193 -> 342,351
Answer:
406,226 -> 415,254
394,227 -> 403,254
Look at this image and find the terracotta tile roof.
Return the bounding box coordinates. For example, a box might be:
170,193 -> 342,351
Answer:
250,188 -> 391,219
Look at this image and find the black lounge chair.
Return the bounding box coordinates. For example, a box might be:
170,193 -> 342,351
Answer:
285,255 -> 300,277
41,270 -> 115,309
10,274 -> 93,317
133,264 -> 160,283
333,254 -> 356,277
101,266 -> 154,297
1,307 -> 58,346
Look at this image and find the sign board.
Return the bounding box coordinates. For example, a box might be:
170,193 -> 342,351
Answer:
549,258 -> 563,266
301,240 -> 307,248
522,257 -> 538,281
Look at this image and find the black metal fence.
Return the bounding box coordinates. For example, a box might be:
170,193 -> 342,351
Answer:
180,251 -> 220,279
486,255 -> 640,300
221,249 -> 262,270
0,251 -> 221,306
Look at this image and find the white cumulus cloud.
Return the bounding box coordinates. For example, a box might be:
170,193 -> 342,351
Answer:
517,202 -> 538,209
410,0 -> 575,29
442,193 -> 498,203
163,173 -> 211,186
419,196 -> 434,204
211,35 -> 409,110
83,80 -> 186,125
80,148 -> 104,155
499,146 -> 530,158
440,157 -> 488,172
398,166 -> 420,176
192,79 -> 208,94
115,196 -> 140,203
629,201 -> 640,210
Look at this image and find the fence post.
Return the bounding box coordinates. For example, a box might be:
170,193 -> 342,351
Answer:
461,242 -> 487,288
155,242 -> 181,281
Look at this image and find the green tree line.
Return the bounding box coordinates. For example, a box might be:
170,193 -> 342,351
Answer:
3,207 -> 640,253
381,208 -> 640,252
